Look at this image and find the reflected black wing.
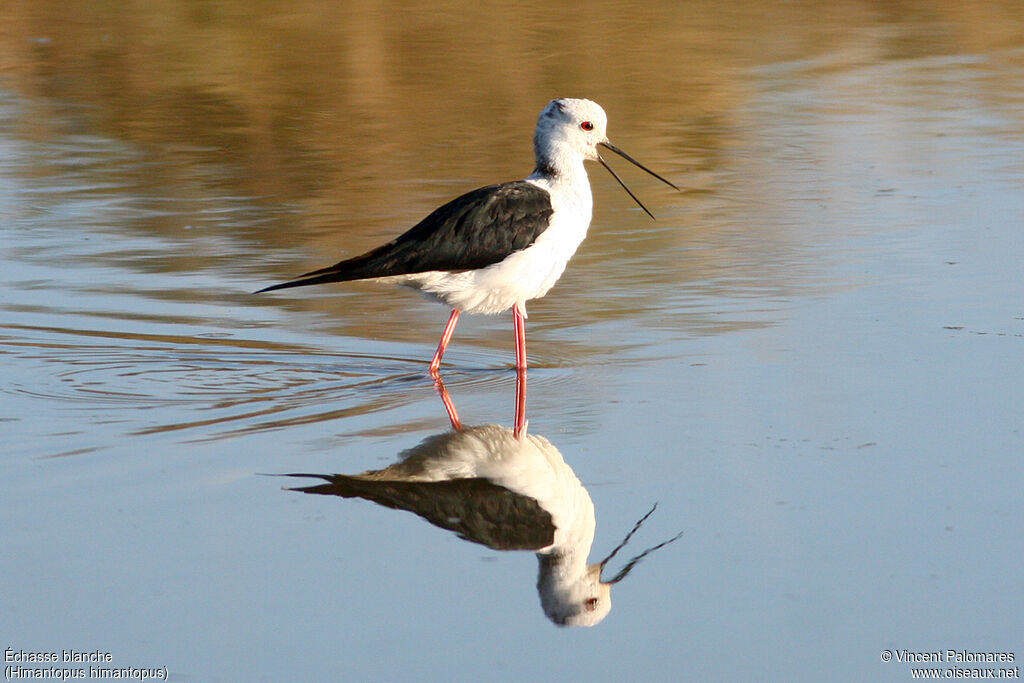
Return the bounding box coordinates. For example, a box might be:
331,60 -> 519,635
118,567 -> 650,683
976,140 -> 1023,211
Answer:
257,181 -> 553,293
286,474 -> 556,551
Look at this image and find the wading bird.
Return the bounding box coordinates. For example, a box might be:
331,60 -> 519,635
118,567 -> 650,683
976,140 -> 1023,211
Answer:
257,98 -> 677,373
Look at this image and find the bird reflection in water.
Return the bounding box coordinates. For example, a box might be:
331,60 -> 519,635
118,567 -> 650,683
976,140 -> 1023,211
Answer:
283,371 -> 682,627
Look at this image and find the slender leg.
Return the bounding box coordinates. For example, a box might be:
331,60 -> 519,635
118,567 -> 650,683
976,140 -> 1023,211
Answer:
513,367 -> 527,439
433,375 -> 462,431
429,309 -> 460,376
513,302 -> 527,371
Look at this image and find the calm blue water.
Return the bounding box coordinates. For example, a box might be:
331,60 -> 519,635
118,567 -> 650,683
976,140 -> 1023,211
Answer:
2,4 -> 1022,681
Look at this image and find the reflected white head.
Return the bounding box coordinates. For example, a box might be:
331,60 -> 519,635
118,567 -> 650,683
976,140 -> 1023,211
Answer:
538,560 -> 613,627
538,502 -> 684,627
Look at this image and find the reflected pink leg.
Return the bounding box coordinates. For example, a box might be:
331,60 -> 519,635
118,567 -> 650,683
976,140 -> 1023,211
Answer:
513,367 -> 527,438
429,309 -> 460,376
433,376 -> 462,431
513,303 -> 527,371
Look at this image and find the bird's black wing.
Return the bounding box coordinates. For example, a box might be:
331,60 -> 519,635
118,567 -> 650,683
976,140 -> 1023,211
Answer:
257,181 -> 553,293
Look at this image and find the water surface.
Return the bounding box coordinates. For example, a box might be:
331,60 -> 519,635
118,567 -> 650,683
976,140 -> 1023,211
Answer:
2,2 -> 1022,681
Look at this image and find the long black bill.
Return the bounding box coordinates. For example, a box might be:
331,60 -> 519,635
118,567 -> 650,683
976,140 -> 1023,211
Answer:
598,503 -> 685,584
598,141 -> 680,220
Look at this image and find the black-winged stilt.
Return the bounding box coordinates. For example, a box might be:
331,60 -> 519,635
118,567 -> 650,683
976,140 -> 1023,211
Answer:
257,98 -> 678,373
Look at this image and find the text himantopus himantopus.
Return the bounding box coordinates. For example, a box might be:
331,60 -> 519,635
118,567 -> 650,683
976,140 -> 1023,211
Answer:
256,98 -> 678,373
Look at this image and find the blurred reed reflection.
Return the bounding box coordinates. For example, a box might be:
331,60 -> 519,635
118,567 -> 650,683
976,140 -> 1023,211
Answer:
283,371 -> 682,627
6,0 -> 1020,252
4,0 -> 1023,356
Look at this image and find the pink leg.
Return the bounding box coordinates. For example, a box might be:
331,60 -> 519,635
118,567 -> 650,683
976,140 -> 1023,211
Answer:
429,309 -> 460,376
513,303 -> 527,371
513,367 -> 527,438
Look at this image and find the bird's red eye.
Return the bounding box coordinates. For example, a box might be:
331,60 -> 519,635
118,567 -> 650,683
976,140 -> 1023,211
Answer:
580,121 -> 594,131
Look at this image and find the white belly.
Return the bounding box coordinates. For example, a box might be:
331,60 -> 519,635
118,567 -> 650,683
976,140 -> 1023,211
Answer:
391,243 -> 568,314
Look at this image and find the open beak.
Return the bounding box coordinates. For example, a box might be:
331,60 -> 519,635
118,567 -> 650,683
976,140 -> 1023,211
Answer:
597,141 -> 680,220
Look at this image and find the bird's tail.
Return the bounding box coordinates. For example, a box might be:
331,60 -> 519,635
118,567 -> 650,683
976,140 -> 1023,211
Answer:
254,252 -> 384,294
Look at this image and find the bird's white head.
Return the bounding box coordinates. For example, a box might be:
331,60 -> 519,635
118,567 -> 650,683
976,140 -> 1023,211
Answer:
533,98 -> 609,173
533,97 -> 679,218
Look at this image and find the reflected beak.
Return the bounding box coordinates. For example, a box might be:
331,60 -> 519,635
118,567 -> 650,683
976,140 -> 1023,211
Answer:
594,503 -> 684,584
597,141 -> 680,220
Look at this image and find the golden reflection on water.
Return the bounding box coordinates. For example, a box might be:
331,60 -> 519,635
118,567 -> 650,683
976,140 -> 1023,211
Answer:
2,0 -> 1023,346
4,0 -> 1020,205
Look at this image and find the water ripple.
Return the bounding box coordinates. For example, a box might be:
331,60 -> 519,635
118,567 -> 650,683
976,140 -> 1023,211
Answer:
3,319 -> 602,450
1,323 -> 442,443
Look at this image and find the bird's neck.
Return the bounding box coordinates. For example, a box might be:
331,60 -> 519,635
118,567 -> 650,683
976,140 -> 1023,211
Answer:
532,138 -> 586,180
530,144 -> 592,209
